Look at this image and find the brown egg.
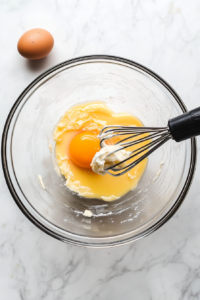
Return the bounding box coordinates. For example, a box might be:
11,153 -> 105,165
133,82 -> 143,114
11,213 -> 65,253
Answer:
17,28 -> 54,60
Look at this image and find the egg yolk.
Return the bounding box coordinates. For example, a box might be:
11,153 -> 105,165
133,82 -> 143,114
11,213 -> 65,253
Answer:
69,132 -> 100,168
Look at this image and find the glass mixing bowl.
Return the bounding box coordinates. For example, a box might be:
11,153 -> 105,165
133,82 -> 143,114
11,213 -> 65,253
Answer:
2,55 -> 196,247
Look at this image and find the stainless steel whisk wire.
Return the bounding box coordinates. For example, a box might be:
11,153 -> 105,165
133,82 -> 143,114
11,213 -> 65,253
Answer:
98,125 -> 172,176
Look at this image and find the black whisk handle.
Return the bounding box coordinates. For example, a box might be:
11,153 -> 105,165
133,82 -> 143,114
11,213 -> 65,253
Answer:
168,107 -> 200,142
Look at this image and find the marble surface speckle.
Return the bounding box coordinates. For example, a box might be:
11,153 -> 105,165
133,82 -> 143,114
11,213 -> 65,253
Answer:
1,0 -> 200,299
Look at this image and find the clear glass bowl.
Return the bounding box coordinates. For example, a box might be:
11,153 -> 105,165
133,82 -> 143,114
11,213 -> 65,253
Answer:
1,55 -> 197,247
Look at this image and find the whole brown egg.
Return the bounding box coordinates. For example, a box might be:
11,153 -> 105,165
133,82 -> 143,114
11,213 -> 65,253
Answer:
17,28 -> 54,60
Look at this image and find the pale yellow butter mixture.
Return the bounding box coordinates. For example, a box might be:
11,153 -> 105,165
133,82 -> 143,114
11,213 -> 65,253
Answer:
53,102 -> 147,201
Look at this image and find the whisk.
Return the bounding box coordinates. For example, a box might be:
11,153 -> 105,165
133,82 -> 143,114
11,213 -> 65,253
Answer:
98,107 -> 200,176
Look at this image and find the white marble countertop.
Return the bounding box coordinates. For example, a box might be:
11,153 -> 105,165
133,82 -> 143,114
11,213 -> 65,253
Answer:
1,0 -> 200,299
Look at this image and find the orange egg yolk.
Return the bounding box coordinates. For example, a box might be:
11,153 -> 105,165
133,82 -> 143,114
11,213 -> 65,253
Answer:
69,132 -> 100,168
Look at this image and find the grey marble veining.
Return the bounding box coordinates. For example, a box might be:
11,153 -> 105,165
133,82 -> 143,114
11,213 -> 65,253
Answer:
1,0 -> 200,299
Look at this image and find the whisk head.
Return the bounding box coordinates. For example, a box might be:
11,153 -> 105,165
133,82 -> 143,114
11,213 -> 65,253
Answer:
98,125 -> 172,176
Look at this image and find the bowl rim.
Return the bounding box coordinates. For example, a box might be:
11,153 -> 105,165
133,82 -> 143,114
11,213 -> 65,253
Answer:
1,54 -> 197,247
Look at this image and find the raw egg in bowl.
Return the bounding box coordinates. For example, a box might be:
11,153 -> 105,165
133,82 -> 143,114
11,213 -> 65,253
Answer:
53,102 -> 148,201
2,56 -> 196,247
